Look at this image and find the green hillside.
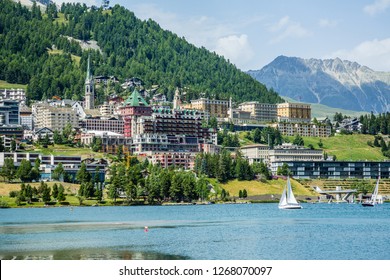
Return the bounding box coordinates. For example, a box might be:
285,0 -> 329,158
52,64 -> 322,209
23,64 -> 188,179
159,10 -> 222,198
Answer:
301,134 -> 386,161
0,0 -> 283,104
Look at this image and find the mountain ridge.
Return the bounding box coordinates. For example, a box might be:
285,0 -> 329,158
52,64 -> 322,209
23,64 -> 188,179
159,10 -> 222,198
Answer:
248,55 -> 390,113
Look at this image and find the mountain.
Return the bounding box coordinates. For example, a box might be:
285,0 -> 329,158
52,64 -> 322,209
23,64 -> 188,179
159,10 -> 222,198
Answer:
248,56 -> 390,113
1,0 -> 282,105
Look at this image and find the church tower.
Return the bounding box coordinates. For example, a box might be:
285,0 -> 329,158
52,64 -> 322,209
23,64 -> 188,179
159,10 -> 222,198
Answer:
85,55 -> 94,110
173,87 -> 181,110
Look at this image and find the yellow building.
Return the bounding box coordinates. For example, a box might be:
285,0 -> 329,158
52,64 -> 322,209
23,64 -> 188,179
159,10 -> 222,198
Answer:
188,98 -> 229,118
277,102 -> 311,123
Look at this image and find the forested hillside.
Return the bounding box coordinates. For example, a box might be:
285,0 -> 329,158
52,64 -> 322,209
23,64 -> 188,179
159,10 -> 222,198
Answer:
0,0 -> 283,104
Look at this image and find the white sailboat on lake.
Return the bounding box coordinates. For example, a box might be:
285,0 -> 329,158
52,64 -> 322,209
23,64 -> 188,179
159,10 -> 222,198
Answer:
362,178 -> 380,207
279,177 -> 302,209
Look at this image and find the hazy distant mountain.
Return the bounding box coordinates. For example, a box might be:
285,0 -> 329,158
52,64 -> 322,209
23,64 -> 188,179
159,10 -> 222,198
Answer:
248,56 -> 390,113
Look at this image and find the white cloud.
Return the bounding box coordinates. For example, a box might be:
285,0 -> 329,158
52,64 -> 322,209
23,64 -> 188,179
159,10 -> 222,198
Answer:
364,0 -> 390,15
130,4 -> 259,70
327,38 -> 390,71
267,16 -> 310,44
319,19 -> 338,28
214,34 -> 254,66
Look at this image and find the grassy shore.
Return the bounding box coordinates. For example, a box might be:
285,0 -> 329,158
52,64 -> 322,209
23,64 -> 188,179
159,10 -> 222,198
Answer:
209,177 -> 316,200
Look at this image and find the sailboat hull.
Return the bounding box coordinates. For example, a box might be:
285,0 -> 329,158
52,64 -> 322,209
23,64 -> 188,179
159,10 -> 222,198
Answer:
361,202 -> 375,207
278,204 -> 302,209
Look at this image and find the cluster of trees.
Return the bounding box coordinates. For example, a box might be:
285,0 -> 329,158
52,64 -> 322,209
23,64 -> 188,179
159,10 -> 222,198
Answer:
360,113 -> 390,135
0,158 -> 40,182
10,182 -> 66,205
194,150 -> 254,183
244,127 -> 283,147
238,189 -> 248,199
0,0 -> 283,105
367,135 -> 390,158
106,161 -> 211,204
217,130 -> 240,147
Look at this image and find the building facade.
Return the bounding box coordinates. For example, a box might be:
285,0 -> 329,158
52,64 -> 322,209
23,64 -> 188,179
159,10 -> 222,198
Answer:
277,102 -> 311,123
80,117 -> 124,134
189,97 -> 229,118
0,100 -> 20,125
240,144 -> 270,164
132,107 -> 212,142
273,160 -> 390,179
238,102 -> 277,122
119,89 -> 152,138
34,104 -> 78,131
0,88 -> 26,104
274,122 -> 331,137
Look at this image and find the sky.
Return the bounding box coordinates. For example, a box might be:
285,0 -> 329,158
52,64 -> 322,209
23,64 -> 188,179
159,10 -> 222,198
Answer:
52,0 -> 390,72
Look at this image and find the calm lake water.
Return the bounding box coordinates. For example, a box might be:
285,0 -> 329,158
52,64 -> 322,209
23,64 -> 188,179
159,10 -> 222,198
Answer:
1,203 -> 389,260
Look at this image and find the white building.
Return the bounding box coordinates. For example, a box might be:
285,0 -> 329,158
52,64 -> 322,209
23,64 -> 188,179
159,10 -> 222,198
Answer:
0,88 -> 26,104
34,104 -> 78,131
240,144 -> 270,164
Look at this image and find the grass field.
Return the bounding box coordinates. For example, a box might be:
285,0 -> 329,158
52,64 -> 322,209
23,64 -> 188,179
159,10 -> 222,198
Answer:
212,178 -> 315,198
300,134 -> 386,161
0,80 -> 27,90
0,181 -> 80,196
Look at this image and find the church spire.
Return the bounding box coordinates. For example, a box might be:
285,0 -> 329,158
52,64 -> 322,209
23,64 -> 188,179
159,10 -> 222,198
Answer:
85,55 -> 94,109
86,55 -> 92,83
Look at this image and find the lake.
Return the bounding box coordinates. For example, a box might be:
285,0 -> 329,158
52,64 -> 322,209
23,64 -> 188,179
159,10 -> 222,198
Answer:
1,203 -> 389,260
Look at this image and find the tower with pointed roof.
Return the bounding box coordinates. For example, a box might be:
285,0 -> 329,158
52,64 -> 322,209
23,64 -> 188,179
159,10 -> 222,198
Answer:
85,55 -> 94,110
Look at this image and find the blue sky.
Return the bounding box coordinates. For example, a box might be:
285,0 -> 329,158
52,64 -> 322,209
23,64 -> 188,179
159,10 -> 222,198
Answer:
53,0 -> 390,72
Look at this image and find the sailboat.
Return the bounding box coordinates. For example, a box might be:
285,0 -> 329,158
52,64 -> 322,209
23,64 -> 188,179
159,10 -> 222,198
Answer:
362,178 -> 380,207
278,177 -> 302,209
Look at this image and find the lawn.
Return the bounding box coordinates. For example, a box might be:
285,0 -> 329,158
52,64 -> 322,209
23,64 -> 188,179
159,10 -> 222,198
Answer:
0,80 -> 27,90
0,181 -> 80,196
212,178 -> 315,198
300,134 -> 386,161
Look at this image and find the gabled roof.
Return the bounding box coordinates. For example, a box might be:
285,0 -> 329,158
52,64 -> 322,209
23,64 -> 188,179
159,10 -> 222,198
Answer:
124,89 -> 149,106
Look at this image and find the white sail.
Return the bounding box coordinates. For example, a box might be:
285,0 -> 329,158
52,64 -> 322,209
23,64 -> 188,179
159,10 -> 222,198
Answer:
286,177 -> 299,204
372,178 -> 379,203
278,177 -> 302,209
279,187 -> 287,206
362,177 -> 380,207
